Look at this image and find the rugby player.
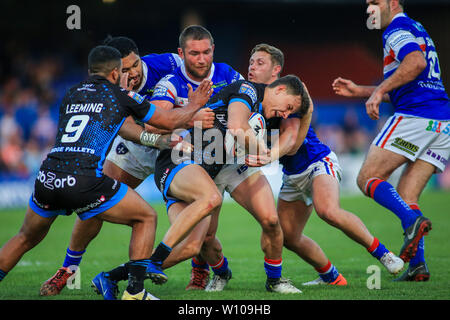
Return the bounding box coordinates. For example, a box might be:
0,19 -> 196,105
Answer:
333,0 -> 449,281
38,36 -> 190,297
147,25 -> 242,291
247,43 -> 405,284
147,26 -> 306,293
0,45 -> 212,300
146,74 -> 309,294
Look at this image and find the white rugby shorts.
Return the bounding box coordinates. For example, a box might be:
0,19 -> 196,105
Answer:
107,136 -> 261,194
373,114 -> 450,173
106,136 -> 159,181
278,151 -> 342,205
214,164 -> 261,195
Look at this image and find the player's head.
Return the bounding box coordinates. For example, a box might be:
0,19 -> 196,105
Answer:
366,0 -> 404,29
178,25 -> 215,81
103,35 -> 143,90
248,44 -> 284,85
262,75 -> 310,119
88,45 -> 122,85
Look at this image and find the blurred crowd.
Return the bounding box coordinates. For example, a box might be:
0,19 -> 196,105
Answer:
1,50 -> 449,189
0,44 -> 84,180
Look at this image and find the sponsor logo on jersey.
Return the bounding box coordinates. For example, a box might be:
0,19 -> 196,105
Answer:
239,83 -> 257,104
426,149 -> 447,165
116,142 -> 129,155
153,86 -> 169,98
37,171 -> 77,190
73,196 -> 105,214
128,91 -> 145,104
391,137 -> 419,155
159,168 -> 170,193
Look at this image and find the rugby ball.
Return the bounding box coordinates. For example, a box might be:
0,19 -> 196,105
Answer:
224,112 -> 266,158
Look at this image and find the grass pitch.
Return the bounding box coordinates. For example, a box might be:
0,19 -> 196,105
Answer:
0,190 -> 449,301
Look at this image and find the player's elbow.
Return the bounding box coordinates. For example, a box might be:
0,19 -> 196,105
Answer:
416,55 -> 427,73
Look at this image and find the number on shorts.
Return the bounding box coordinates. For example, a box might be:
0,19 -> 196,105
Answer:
61,115 -> 90,143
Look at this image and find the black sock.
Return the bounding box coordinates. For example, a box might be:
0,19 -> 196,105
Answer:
126,259 -> 150,294
150,242 -> 172,265
105,264 -> 128,282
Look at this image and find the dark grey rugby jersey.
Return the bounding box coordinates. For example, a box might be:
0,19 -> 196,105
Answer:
42,75 -> 155,177
181,80 -> 283,178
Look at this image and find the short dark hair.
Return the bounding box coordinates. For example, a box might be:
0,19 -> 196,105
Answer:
88,45 -> 122,75
251,43 -> 284,74
268,74 -> 310,117
103,35 -> 139,57
399,0 -> 405,7
179,25 -> 214,50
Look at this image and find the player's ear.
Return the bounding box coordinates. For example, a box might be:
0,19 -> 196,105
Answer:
178,47 -> 184,60
110,68 -> 120,85
275,84 -> 286,95
272,65 -> 281,79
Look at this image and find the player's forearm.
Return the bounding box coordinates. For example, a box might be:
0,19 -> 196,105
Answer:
118,116 -> 143,143
144,123 -> 172,135
375,51 -> 427,96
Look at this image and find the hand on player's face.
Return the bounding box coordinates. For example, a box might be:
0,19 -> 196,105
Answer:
121,52 -> 142,90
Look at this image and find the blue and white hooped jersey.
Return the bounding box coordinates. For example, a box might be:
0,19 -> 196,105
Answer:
279,126 -> 331,176
383,13 -> 450,120
149,62 -> 243,107
136,53 -> 183,97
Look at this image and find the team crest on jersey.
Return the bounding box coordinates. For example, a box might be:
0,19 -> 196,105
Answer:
128,91 -> 145,104
116,142 -> 129,155
239,83 -> 257,104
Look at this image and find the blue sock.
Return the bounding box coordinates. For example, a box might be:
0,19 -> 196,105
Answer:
408,204 -> 426,267
192,257 -> 209,271
366,178 -> 418,230
316,261 -> 339,283
264,258 -> 282,279
367,237 -> 389,260
211,256 -> 228,276
0,269 -> 7,281
62,248 -> 86,269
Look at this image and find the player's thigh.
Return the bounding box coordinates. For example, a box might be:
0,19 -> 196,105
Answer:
103,159 -> 143,189
358,145 -> 409,183
277,198 -> 313,239
231,171 -> 278,225
311,174 -> 341,215
169,164 -> 222,204
19,206 -> 57,243
97,187 -> 156,225
396,159 -> 436,203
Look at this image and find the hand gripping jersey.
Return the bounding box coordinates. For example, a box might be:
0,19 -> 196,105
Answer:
383,13 -> 450,120
136,53 -> 183,97
279,126 -> 332,176
150,62 -> 243,108
41,75 -> 156,177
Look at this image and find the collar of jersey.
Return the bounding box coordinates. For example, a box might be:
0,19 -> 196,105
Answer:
180,63 -> 215,85
391,12 -> 407,22
136,59 -> 148,93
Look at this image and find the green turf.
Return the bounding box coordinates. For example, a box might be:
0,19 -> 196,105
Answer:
0,190 -> 449,300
